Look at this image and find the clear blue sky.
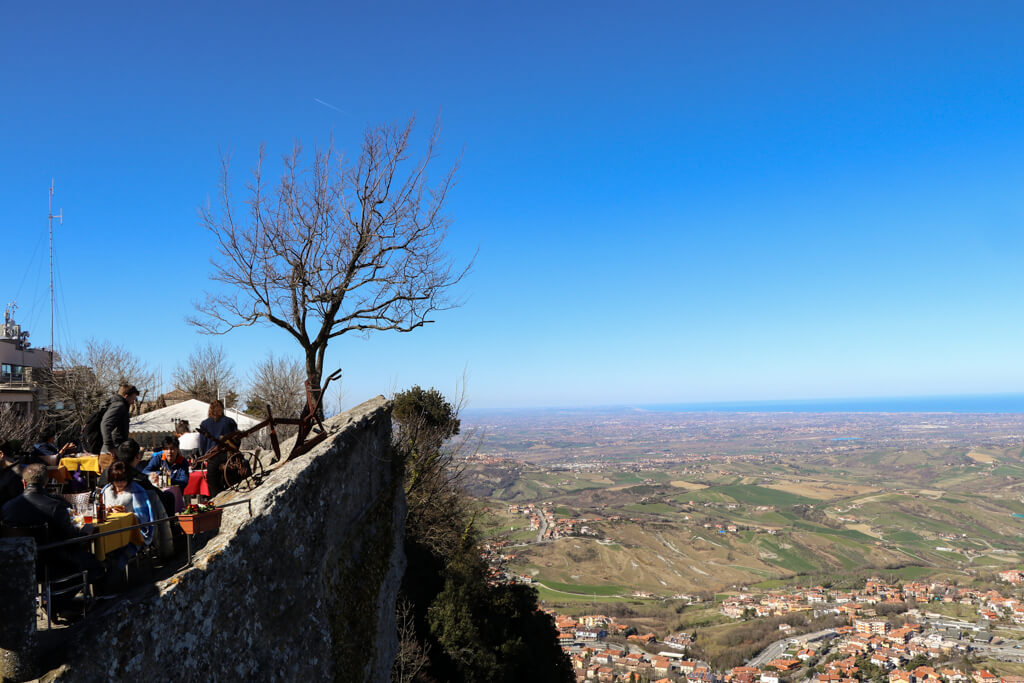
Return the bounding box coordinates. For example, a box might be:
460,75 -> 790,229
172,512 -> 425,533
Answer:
3,2 -> 1024,410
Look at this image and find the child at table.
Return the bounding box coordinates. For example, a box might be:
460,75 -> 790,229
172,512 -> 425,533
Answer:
100,462 -> 156,571
141,436 -> 190,488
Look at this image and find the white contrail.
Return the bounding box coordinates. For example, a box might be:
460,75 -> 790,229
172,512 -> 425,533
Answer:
314,97 -> 347,114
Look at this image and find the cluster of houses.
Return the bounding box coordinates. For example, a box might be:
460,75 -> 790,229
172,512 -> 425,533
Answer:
805,619 -> 1019,683
548,609 -> 801,683
507,503 -> 608,539
545,572 -> 1024,682
549,612 -> 707,683
479,538 -> 522,586
998,571 -> 1024,585
569,650 -> 712,683
721,577 -> 1024,625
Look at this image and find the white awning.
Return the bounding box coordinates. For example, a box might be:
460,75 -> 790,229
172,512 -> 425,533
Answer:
129,398 -> 261,434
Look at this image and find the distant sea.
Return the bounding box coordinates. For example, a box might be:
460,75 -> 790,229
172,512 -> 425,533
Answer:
641,394 -> 1024,414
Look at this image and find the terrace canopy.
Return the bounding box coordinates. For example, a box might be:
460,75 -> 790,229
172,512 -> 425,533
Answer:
129,398 -> 261,434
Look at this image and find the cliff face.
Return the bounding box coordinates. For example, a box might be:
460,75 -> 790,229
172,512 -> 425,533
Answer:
42,396 -> 405,682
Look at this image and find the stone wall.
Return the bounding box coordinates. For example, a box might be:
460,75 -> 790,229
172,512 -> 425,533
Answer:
0,538 -> 36,682
34,396 -> 404,682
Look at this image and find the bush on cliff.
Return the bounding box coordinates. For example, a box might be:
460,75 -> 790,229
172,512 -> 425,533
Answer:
393,386 -> 573,683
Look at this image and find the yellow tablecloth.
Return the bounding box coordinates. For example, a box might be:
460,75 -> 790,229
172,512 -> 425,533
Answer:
59,455 -> 101,474
91,512 -> 144,561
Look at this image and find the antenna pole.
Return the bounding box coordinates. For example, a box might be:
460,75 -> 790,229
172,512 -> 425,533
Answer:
48,180 -> 63,371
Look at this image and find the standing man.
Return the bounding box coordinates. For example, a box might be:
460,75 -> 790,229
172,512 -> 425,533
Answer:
101,383 -> 139,456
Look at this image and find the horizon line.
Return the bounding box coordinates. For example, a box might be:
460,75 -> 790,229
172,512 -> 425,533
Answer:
462,390 -> 1024,414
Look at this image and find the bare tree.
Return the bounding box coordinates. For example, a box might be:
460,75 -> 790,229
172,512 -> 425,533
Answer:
172,342 -> 238,407
392,597 -> 430,683
246,352 -> 306,419
323,382 -> 346,419
0,404 -> 45,450
48,339 -> 157,430
190,116 -> 471,416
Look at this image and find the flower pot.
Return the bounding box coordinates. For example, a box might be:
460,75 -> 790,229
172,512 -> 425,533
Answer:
177,508 -> 223,535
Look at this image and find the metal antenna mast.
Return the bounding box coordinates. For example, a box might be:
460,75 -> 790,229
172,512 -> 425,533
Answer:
48,180 -> 62,370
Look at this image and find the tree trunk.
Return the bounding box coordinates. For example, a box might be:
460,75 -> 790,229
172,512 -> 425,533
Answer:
304,350 -> 324,421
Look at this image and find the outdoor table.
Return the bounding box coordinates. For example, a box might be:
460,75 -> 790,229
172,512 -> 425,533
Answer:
91,512 -> 144,561
183,471 -> 209,497
59,455 -> 101,473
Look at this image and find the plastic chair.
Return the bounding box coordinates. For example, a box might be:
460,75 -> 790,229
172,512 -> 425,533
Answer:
62,492 -> 92,513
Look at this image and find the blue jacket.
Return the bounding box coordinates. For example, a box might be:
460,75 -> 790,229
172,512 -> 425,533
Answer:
142,451 -> 189,488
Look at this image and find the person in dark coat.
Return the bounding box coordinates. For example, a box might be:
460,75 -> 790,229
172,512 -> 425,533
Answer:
101,384 -> 139,454
0,441 -> 23,509
198,399 -> 238,455
199,399 -> 240,496
1,464 -> 103,585
27,426 -> 77,466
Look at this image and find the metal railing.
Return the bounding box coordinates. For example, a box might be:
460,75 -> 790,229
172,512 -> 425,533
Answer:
34,498 -> 253,552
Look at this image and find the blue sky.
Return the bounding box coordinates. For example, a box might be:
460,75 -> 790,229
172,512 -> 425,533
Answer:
3,2 -> 1024,410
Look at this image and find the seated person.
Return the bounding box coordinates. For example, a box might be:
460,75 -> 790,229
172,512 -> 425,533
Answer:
100,462 -> 156,541
27,427 -> 76,467
141,435 -> 190,488
99,461 -> 157,574
98,439 -> 174,519
176,421 -> 200,462
1,464 -> 103,585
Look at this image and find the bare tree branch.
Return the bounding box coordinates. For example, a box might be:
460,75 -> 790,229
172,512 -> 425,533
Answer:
47,339 -> 157,431
191,116 -> 471,415
172,342 -> 238,407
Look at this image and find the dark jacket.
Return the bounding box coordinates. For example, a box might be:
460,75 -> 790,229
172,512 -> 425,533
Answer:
2,484 -> 103,580
101,394 -> 130,453
0,465 -> 23,509
1,485 -> 84,542
24,441 -> 59,466
199,415 -> 238,454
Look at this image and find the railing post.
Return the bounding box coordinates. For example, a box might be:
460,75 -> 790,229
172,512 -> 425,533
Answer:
0,537 -> 37,682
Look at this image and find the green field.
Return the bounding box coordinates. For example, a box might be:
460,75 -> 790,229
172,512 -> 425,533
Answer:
623,502 -> 676,514
535,587 -> 634,604
541,580 -> 625,596
465,437 -> 1024,596
712,484 -> 818,507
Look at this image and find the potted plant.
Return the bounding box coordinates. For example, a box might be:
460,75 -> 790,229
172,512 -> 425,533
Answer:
177,503 -> 223,535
